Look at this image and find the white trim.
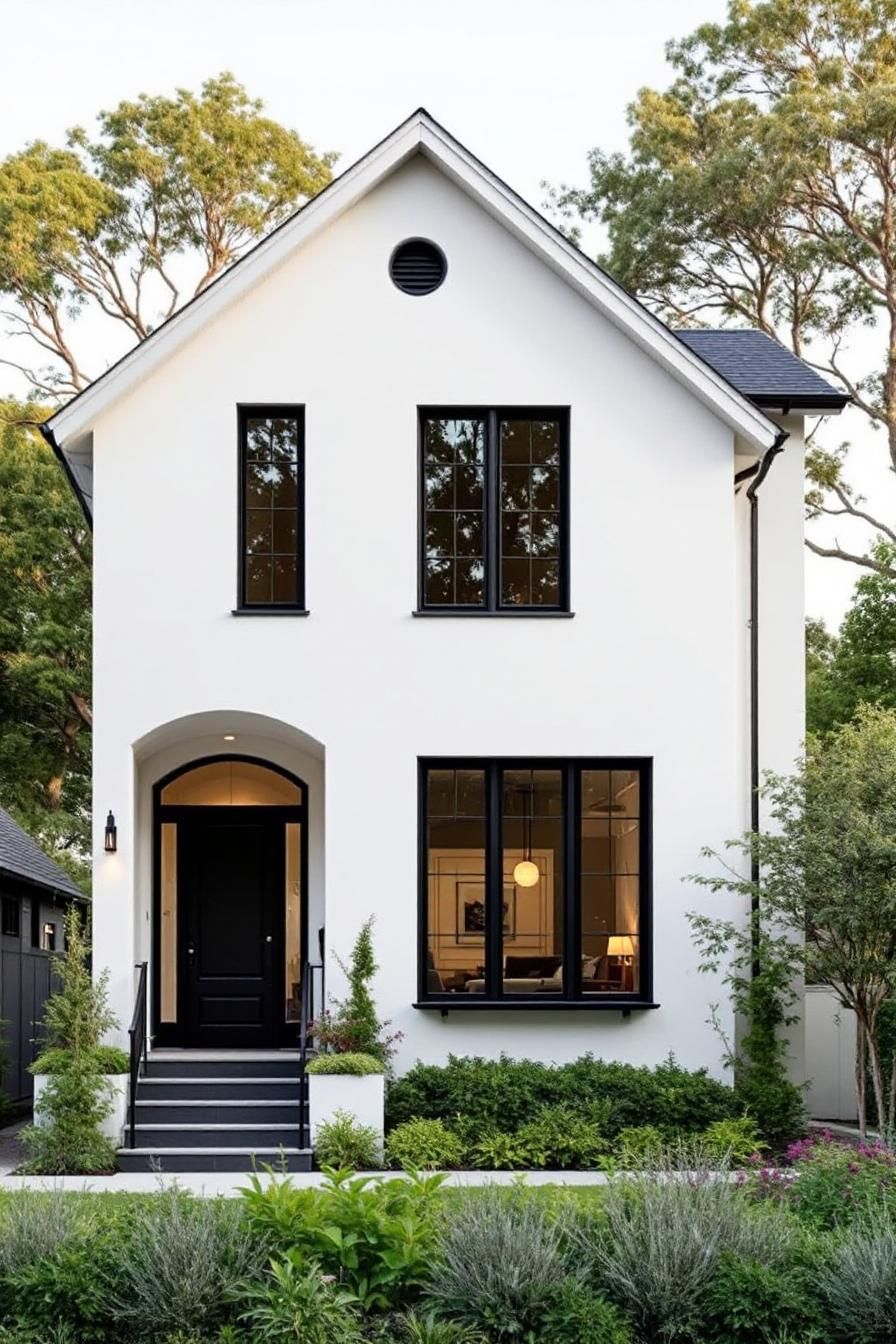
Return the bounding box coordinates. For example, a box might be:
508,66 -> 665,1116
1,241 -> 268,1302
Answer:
48,109 -> 778,452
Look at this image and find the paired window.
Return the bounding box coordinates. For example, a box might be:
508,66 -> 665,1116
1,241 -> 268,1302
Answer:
420,759 -> 649,1003
419,410 -> 568,611
238,406 -> 305,610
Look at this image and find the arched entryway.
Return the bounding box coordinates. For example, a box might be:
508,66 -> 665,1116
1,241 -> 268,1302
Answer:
153,755 -> 307,1047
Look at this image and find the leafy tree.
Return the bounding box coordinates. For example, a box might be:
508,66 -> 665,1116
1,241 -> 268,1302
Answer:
691,704 -> 896,1138
807,544 -> 896,734
0,73 -> 337,395
314,917 -> 401,1066
0,400 -> 90,882
550,0 -> 896,575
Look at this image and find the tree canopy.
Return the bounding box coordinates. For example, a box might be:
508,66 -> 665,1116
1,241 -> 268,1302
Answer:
0,73 -> 337,396
550,0 -> 896,575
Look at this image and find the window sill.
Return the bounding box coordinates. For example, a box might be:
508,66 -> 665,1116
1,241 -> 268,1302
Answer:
412,609 -> 575,619
414,999 -> 659,1013
231,608 -> 310,617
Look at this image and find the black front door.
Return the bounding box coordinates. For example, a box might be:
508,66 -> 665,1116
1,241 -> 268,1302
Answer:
179,812 -> 283,1047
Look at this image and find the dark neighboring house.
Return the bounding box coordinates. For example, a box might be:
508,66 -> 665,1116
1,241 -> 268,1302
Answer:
0,808 -> 86,1104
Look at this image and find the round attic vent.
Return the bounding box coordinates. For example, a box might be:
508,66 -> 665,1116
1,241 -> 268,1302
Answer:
389,239 -> 447,295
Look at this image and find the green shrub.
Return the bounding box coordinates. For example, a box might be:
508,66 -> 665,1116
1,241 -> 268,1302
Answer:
314,1109 -> 381,1169
748,1133 -> 896,1229
425,1186 -> 578,1338
313,918 -> 399,1065
542,1279 -> 632,1344
395,1312 -> 487,1343
520,1105 -> 608,1170
469,1128 -> 545,1171
306,1052 -> 383,1075
387,1054 -> 736,1139
386,1118 -> 465,1170
701,1115 -> 765,1165
104,1188 -> 266,1339
32,1044 -> 130,1075
817,1211 -> 896,1343
240,1168 -> 446,1311
613,1126 -> 664,1168
235,1250 -> 362,1343
701,1252 -> 823,1344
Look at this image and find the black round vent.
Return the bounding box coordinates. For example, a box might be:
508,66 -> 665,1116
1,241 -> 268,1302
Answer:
389,239 -> 447,295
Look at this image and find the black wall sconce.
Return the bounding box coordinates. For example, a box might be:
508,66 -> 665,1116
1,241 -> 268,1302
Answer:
104,810 -> 117,853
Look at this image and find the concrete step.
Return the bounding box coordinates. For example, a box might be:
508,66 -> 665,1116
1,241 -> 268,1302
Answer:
137,1077 -> 303,1102
117,1146 -> 313,1173
134,1099 -> 302,1125
132,1123 -> 303,1149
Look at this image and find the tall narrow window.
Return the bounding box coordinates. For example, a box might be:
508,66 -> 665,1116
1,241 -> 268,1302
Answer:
239,406 -> 304,609
419,409 -> 568,612
420,759 -> 650,1003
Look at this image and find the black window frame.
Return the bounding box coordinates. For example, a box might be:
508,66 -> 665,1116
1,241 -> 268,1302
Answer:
417,408 -> 570,614
417,756 -> 654,1008
1,895 -> 20,939
236,404 -> 306,613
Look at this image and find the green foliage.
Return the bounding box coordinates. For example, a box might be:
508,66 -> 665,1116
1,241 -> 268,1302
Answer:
32,1044 -> 129,1075
807,557 -> 896,736
386,1118 -> 465,1171
313,1110 -> 381,1171
235,1250 -> 362,1344
105,1188 -> 265,1340
691,705 -> 896,1140
306,1052 -> 383,1076
541,1279 -> 632,1344
239,1168 -> 447,1312
702,1116 -> 766,1165
759,1133 -> 896,1230
816,1210 -> 896,1344
20,909 -> 120,1174
386,1054 -> 737,1141
702,1252 -> 824,1344
425,1187 -> 578,1340
470,1105 -> 608,1171
314,918 -> 399,1066
613,1127 -> 664,1169
0,404 -> 91,879
394,1312 -> 487,1344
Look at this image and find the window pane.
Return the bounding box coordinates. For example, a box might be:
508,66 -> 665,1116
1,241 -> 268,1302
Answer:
421,418 -> 486,608
581,768 -> 641,994
499,418 -> 563,609
501,768 -> 564,995
242,411 -> 302,607
1,896 -> 20,938
425,768 -> 487,993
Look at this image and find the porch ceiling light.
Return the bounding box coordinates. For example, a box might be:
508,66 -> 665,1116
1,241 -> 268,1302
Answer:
512,783 -> 540,888
224,734 -> 236,741
104,810 -> 117,853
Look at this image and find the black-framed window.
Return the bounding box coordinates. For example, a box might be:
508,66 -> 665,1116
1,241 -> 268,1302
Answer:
419,758 -> 651,1003
1,896 -> 19,938
238,406 -> 305,610
419,409 -> 569,611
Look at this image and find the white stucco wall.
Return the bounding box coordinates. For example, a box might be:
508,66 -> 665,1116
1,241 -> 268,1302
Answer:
85,153 -> 787,1077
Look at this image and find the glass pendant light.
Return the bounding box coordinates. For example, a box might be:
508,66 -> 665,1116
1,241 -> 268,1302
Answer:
513,782 -> 540,887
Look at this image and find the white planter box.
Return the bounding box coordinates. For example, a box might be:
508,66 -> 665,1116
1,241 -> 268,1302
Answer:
33,1073 -> 129,1144
308,1073 -> 385,1163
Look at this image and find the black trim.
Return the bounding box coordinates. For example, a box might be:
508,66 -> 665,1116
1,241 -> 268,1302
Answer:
231,609 -> 311,617
418,756 -> 653,1007
746,393 -> 849,411
151,753 -> 308,1048
414,999 -> 661,1012
418,407 -> 570,613
38,423 -> 92,529
236,405 -> 306,612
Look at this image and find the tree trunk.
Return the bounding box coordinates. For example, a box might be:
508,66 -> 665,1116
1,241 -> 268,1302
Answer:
856,1025 -> 867,1140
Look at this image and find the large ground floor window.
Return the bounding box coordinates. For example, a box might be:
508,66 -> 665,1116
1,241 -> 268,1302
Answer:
419,758 -> 651,1003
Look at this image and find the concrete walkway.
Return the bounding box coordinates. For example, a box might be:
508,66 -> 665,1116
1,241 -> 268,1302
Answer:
0,1167 -> 612,1196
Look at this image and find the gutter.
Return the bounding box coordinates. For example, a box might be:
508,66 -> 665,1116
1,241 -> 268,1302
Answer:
38,421 -> 92,529
741,428 -> 789,973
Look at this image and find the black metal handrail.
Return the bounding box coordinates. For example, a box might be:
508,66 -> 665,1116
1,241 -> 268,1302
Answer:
299,959 -> 324,1149
127,961 -> 148,1149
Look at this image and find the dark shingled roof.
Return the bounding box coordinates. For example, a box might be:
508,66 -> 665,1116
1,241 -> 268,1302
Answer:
675,329 -> 849,410
0,807 -> 86,901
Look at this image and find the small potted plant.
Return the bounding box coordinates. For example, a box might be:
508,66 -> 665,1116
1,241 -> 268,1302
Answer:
307,917 -> 399,1163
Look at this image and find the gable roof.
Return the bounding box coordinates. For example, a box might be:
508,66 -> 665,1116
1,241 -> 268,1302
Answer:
45,109 -> 781,459
0,807 -> 86,901
676,330 -> 848,410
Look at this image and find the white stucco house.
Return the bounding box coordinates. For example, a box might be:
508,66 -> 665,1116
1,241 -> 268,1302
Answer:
43,110 -> 847,1170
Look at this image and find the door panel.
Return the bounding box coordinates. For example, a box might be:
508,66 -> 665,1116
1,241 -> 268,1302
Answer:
179,816 -> 283,1046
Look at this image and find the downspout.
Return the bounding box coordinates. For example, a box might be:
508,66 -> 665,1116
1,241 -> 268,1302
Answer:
38,421 -> 93,529
740,428 -> 789,973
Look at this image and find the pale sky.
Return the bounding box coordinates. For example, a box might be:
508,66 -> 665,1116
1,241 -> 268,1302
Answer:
0,0 -> 887,628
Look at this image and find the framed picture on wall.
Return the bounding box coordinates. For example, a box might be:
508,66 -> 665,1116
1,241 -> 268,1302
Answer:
456,881 -> 515,943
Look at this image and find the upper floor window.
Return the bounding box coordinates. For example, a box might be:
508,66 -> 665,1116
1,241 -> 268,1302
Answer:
419,409 -> 568,612
239,406 -> 305,610
420,758 -> 651,1004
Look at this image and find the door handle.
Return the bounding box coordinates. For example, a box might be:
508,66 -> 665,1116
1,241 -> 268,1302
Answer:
265,935 -> 273,944
187,942 -> 195,959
